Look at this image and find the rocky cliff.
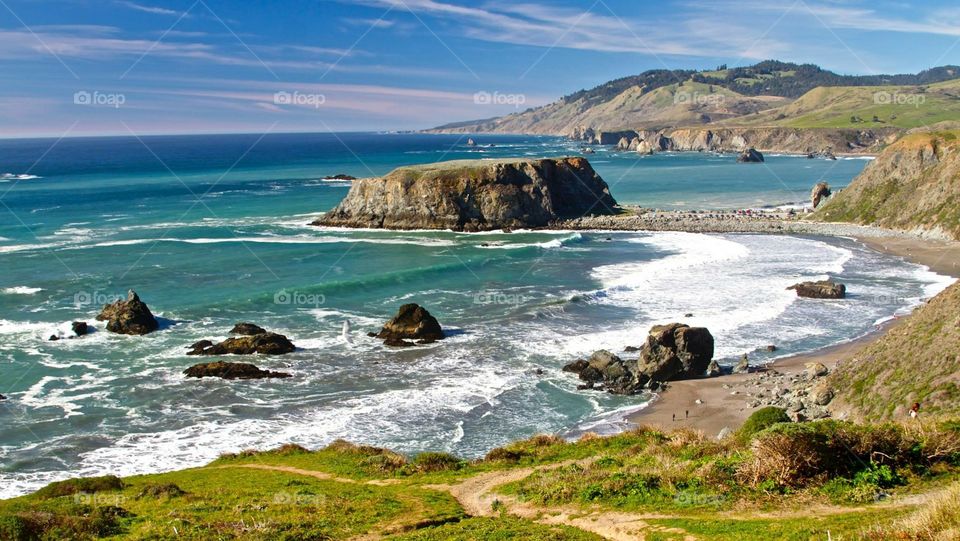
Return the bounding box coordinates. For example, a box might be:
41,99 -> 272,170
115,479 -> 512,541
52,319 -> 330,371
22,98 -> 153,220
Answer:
812,131 -> 960,240
313,157 -> 619,231
587,127 -> 901,154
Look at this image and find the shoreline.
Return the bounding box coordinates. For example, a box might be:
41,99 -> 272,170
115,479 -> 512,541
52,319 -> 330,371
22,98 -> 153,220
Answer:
625,231 -> 960,435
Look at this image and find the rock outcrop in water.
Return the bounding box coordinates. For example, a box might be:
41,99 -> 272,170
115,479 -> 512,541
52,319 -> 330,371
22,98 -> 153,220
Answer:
636,323 -> 716,383
71,321 -> 89,337
183,361 -> 291,380
96,290 -> 159,335
187,326 -> 296,356
313,158 -> 619,231
788,281 -> 846,299
737,148 -> 764,163
376,304 -> 444,346
230,322 -> 267,336
564,323 -> 715,394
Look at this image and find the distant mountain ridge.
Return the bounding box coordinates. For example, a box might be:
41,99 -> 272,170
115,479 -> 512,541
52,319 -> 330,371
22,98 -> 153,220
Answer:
428,61 -> 960,137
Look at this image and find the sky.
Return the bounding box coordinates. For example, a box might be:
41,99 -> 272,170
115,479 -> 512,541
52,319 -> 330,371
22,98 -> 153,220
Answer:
1,0 -> 958,137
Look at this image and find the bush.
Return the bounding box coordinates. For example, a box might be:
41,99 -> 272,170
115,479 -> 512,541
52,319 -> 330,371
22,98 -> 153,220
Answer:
738,407 -> 790,441
0,505 -> 130,540
737,420 -> 921,489
411,452 -> 464,473
136,483 -> 186,499
484,447 -> 524,463
34,476 -> 124,500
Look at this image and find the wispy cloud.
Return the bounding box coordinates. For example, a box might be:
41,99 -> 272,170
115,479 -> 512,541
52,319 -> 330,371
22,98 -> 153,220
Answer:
116,1 -> 186,17
343,0 -> 761,57
687,0 -> 960,38
342,17 -> 396,29
0,28 -> 430,75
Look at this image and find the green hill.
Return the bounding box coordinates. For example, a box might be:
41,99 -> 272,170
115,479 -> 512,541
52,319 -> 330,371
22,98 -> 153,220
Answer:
724,79 -> 960,129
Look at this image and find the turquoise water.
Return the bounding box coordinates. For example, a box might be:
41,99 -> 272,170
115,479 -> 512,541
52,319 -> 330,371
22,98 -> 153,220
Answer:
0,133 -> 950,497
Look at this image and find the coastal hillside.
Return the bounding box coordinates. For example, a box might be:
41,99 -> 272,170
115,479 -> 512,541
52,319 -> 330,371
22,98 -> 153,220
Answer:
829,281 -> 960,421
4,418 -> 960,539
314,157 -> 618,231
428,61 -> 960,137
812,130 -> 960,240
432,81 -> 788,135
720,79 -> 960,130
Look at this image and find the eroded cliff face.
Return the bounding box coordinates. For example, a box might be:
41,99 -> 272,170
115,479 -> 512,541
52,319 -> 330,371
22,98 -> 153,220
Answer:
580,127 -> 902,154
812,131 -> 960,240
313,157 -> 619,231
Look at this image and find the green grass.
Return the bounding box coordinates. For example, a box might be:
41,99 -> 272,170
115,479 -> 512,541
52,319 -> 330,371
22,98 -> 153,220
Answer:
392,517 -> 604,540
4,419 -> 960,539
645,509 -> 905,541
0,465 -> 464,540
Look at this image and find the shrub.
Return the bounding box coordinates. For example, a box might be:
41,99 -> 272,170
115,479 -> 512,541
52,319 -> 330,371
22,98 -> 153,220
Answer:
136,483 -> 186,499
484,447 -> 524,463
34,476 -> 124,500
274,443 -> 310,456
411,452 -> 464,472
737,420 -> 921,489
0,505 -> 130,540
362,452 -> 408,473
738,407 -> 790,441
737,423 -> 832,488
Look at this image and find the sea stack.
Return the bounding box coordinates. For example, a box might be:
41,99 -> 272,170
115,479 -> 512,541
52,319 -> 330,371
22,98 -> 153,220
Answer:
96,290 -> 159,335
312,157 -> 619,231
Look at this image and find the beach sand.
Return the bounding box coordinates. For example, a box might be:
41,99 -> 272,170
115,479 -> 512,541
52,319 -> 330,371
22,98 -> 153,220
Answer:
627,233 -> 960,436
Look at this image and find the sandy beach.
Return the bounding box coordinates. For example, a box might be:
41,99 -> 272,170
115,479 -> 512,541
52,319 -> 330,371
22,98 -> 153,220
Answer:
626,229 -> 960,435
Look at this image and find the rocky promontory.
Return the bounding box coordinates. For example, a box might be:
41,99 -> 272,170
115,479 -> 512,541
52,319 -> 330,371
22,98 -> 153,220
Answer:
811,130 -> 960,241
313,157 -> 619,231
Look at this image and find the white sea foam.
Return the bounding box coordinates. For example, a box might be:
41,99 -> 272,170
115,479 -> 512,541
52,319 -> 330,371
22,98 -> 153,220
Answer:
477,232 -> 582,250
3,286 -> 43,295
521,233 -> 858,359
0,173 -> 41,181
0,356 -> 522,498
85,235 -> 459,249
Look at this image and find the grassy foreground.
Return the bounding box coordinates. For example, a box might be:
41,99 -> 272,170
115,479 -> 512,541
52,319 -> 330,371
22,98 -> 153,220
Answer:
3,415 -> 960,540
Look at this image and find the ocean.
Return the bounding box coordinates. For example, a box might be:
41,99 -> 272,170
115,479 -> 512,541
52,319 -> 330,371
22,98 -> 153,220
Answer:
0,132 -> 951,498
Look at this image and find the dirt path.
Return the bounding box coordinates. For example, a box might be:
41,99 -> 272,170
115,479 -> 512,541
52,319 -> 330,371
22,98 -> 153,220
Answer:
218,461 -> 944,541
433,460 -> 691,541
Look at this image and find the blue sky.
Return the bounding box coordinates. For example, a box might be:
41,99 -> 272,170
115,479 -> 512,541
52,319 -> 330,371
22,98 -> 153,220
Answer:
1,0 -> 958,137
